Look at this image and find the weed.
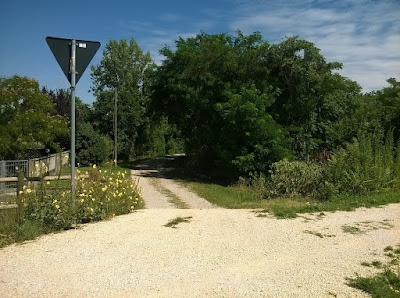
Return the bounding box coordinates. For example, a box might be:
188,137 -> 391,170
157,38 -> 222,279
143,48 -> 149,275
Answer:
371,261 -> 383,269
164,216 -> 192,228
304,230 -> 324,238
304,230 -> 335,238
180,178 -> 400,219
347,244 -> 400,297
342,225 -> 363,235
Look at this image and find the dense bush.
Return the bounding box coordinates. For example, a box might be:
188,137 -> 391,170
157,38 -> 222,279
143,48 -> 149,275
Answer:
268,159 -> 327,199
265,131 -> 400,200
76,122 -> 113,166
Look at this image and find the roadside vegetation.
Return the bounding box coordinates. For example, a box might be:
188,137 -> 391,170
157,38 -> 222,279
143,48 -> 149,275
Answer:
347,245 -> 400,297
0,165 -> 143,248
1,30 -> 400,225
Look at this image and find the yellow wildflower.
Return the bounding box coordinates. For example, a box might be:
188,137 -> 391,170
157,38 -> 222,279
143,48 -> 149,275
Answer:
55,204 -> 60,209
99,169 -> 102,173
35,163 -> 39,168
23,185 -> 27,190
81,199 -> 84,203
92,198 -> 95,202
130,206 -> 134,210
46,181 -> 50,185
26,189 -> 32,193
101,186 -> 107,192
93,164 -> 96,169
53,200 -> 58,204
18,190 -> 23,195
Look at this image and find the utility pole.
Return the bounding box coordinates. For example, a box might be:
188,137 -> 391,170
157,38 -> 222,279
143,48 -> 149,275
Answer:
114,88 -> 118,167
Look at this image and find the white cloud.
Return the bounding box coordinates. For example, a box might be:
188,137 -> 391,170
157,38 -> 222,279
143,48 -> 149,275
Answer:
228,0 -> 400,92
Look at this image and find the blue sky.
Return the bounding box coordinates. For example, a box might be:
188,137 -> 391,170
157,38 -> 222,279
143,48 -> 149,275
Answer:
1,0 -> 399,104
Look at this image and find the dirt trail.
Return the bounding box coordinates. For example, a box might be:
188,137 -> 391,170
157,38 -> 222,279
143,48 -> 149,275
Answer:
131,156 -> 216,209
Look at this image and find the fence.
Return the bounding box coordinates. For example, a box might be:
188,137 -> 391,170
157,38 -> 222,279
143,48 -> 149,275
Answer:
0,160 -> 29,193
29,151 -> 70,177
0,151 -> 69,194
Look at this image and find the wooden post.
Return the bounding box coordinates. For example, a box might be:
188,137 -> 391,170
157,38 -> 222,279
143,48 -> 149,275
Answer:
16,171 -> 24,221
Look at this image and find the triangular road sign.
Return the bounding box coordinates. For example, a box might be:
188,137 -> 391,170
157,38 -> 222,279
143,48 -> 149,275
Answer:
46,36 -> 100,85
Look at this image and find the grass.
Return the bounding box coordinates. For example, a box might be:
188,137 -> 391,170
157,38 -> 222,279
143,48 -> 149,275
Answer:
164,216 -> 192,228
179,180 -> 400,219
347,244 -> 400,297
342,221 -> 395,235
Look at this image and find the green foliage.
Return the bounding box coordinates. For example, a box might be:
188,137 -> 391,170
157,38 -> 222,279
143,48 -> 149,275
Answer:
348,245 -> 400,298
0,75 -> 68,159
155,31 -> 291,176
76,122 -> 112,166
265,36 -> 361,158
91,38 -> 156,160
0,167 -> 143,247
326,130 -> 400,194
268,159 -> 324,198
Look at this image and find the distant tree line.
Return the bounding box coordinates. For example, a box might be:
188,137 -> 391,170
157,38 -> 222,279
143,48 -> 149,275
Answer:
1,31 -> 399,184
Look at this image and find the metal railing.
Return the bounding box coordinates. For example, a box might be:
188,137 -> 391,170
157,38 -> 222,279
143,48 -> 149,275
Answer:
0,160 -> 29,193
0,151 -> 69,194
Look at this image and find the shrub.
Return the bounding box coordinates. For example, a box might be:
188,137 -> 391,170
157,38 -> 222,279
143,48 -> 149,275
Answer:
76,122 -> 112,166
268,159 -> 324,198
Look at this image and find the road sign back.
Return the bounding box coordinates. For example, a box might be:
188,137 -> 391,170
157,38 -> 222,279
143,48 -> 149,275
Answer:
46,36 -> 100,84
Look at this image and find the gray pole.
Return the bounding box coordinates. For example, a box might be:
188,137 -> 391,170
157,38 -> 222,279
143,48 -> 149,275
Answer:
70,40 -> 76,198
114,88 -> 118,167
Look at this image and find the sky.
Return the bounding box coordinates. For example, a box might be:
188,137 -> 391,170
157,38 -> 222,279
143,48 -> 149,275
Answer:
1,0 -> 399,104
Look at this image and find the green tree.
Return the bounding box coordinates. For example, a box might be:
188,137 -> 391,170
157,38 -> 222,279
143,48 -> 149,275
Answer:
0,75 -> 68,159
91,38 -> 155,160
265,36 -> 361,159
76,122 -> 112,166
154,31 -> 290,177
41,87 -> 92,151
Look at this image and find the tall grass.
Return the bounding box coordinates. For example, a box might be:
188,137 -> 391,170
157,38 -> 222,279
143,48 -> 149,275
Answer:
327,130 -> 400,195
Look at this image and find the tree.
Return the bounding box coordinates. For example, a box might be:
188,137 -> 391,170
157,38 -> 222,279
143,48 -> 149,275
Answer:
154,31 -> 290,177
0,75 -> 68,159
76,122 -> 112,166
265,36 -> 361,159
91,38 -> 155,160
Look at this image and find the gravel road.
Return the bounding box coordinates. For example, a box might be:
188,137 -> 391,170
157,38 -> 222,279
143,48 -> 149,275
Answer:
131,156 -> 216,209
1,205 -> 399,297
1,156 -> 399,297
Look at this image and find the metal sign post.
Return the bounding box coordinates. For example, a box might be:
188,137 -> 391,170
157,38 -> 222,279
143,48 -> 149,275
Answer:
46,37 -> 100,200
70,40 -> 76,196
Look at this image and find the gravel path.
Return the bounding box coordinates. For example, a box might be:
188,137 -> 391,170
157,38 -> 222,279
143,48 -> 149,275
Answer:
1,204 -> 399,297
131,156 -> 216,209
